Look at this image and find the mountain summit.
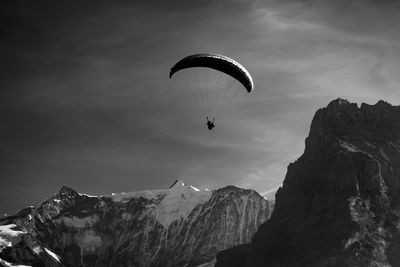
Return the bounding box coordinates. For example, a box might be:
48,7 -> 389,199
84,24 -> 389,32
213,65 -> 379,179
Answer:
217,98 -> 400,267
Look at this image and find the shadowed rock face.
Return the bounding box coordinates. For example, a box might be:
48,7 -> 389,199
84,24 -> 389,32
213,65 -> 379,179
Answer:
217,99 -> 400,267
0,184 -> 269,267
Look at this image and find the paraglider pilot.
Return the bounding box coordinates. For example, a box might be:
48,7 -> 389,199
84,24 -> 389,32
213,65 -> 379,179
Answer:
206,117 -> 215,130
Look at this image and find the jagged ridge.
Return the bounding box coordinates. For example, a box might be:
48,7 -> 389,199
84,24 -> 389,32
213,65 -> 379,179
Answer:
1,182 -> 269,267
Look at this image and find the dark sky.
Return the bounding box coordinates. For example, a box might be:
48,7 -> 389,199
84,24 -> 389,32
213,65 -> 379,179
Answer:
1,0 -> 400,215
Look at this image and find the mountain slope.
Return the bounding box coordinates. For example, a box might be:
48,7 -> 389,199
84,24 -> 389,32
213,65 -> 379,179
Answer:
1,181 -> 269,267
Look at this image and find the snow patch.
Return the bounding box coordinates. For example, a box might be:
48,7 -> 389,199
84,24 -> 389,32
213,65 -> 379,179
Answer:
0,258 -> 32,267
155,180 -> 211,227
32,246 -> 42,254
105,189 -> 168,202
190,185 -> 200,192
103,180 -> 212,227
44,248 -> 61,263
80,230 -> 102,252
58,215 -> 99,228
0,224 -> 26,252
79,193 -> 98,198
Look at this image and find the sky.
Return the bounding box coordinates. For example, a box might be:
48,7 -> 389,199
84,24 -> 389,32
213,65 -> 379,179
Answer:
1,0 -> 400,215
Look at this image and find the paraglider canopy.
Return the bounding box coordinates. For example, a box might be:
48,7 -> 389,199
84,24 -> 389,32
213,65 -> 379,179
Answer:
169,53 -> 253,93
169,53 -> 254,130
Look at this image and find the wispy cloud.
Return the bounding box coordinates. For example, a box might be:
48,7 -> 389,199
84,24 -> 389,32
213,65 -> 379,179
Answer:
2,0 -> 400,214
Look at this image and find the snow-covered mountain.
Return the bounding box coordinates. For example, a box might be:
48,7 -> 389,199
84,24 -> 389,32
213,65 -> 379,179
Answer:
0,180 -> 269,267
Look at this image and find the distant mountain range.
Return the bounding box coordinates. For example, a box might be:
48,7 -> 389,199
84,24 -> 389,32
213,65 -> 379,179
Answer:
0,180 -> 269,267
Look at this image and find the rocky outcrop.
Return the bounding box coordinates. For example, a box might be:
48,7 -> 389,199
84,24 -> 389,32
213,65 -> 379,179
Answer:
217,99 -> 400,267
0,181 -> 269,267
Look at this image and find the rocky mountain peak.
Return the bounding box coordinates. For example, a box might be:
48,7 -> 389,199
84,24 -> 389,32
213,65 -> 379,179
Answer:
37,186 -> 81,222
217,98 -> 400,267
325,98 -> 356,111
303,98 -> 400,163
169,179 -> 186,189
56,185 -> 79,198
314,98 -> 400,137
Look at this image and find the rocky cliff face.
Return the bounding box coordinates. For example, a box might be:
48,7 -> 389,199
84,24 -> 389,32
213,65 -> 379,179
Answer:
217,99 -> 400,267
0,181 -> 269,267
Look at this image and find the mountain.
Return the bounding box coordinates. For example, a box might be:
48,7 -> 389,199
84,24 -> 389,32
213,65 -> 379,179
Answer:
217,98 -> 400,267
0,180 -> 269,267
261,187 -> 279,214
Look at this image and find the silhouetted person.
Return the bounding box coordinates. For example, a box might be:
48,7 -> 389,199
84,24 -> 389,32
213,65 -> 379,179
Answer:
206,117 -> 215,130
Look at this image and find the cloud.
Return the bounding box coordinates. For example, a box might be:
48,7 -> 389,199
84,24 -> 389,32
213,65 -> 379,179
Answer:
2,0 -> 400,214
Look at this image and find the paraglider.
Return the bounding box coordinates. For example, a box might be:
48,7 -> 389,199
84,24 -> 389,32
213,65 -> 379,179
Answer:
169,53 -> 253,130
206,117 -> 215,130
